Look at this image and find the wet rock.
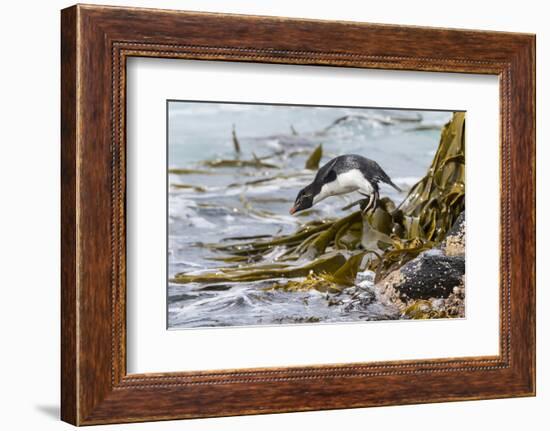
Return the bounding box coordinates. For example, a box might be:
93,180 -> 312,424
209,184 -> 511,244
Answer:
444,285 -> 466,317
441,211 -> 465,256
340,286 -> 401,319
341,286 -> 376,312
402,287 -> 465,319
374,211 -> 466,317
374,270 -> 407,307
392,251 -> 464,300
355,270 -> 376,286
403,300 -> 442,319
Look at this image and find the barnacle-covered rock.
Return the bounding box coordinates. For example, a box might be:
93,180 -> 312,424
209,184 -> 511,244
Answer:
441,211 -> 465,257
390,250 -> 464,300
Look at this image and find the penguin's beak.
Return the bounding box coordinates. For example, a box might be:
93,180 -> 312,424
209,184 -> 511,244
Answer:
289,206 -> 297,215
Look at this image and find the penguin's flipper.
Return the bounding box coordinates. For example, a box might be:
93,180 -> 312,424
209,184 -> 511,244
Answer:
314,157 -> 339,185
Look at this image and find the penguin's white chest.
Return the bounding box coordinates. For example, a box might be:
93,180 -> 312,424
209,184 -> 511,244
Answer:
313,169 -> 373,204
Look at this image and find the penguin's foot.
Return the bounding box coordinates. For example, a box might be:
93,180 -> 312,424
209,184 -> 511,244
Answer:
360,192 -> 378,215
360,199 -> 374,215
361,205 -> 374,216
358,198 -> 371,212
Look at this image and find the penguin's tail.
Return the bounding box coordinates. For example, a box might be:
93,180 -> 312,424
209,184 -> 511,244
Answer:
386,179 -> 402,192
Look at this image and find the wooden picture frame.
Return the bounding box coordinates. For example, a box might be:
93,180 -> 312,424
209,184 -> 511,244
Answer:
61,4 -> 535,425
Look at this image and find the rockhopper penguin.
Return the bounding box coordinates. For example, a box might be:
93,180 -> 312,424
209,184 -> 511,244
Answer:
290,154 -> 401,215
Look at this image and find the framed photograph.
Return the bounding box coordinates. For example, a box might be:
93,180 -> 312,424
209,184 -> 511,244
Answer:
61,4 -> 535,425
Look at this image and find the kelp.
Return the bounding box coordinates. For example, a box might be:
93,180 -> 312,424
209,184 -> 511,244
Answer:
232,124 -> 241,153
227,171 -> 312,189
172,113 -> 465,289
403,300 -> 448,319
267,274 -> 341,293
169,168 -> 218,175
172,253 -> 347,283
171,183 -> 207,192
201,159 -> 279,169
319,112 -> 423,134
305,144 -> 323,170
398,112 -> 465,240
406,124 -> 445,132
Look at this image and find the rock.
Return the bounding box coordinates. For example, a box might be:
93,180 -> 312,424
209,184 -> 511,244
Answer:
444,285 -> 466,317
375,270 -> 407,307
402,288 -> 465,319
441,211 -> 465,256
384,251 -> 464,300
341,288 -> 376,312
374,211 -> 466,317
355,270 -> 376,286
403,300 -> 442,319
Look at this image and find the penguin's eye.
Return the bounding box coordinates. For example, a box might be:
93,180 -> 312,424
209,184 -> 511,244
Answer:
297,192 -> 311,203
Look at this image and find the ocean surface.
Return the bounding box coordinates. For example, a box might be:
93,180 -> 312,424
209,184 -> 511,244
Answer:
167,102 -> 452,328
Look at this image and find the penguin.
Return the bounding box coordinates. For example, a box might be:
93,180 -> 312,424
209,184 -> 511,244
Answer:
289,154 -> 401,215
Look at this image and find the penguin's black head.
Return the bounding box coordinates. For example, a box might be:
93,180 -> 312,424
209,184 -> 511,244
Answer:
290,185 -> 315,215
